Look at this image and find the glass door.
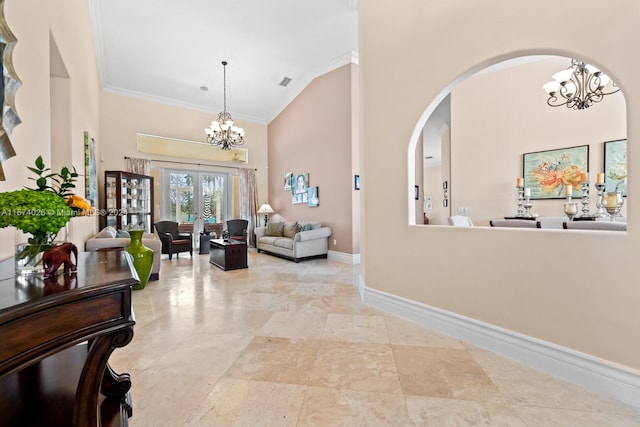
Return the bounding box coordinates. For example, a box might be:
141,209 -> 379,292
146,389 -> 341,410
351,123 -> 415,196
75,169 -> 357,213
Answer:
160,169 -> 233,247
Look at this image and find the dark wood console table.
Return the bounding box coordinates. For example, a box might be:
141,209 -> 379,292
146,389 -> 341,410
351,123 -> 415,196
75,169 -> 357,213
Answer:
0,251 -> 137,426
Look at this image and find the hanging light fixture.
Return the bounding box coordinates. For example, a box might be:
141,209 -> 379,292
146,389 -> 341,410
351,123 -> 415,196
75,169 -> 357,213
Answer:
205,61 -> 245,149
542,59 -> 620,110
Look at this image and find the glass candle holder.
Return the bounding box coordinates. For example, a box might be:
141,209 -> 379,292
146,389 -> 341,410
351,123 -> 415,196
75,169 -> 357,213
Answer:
603,191 -> 624,221
564,201 -> 578,221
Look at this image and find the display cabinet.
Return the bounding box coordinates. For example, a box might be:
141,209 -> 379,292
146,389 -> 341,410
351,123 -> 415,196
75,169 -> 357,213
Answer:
103,171 -> 154,233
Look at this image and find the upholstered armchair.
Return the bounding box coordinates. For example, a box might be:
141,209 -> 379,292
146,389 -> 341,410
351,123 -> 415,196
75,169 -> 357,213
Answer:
154,220 -> 193,260
226,219 -> 248,243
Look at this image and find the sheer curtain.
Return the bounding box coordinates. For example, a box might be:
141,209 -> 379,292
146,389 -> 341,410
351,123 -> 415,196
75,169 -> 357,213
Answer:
126,157 -> 151,175
239,168 -> 259,247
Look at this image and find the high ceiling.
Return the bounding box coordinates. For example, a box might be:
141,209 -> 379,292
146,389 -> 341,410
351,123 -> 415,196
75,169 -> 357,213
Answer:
88,0 -> 359,125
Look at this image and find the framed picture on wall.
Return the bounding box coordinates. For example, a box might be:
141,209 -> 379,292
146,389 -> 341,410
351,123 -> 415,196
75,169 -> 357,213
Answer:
604,139 -> 627,195
523,145 -> 589,199
354,174 -> 360,190
284,172 -> 294,191
84,131 -> 97,207
292,173 -> 309,204
308,186 -> 319,207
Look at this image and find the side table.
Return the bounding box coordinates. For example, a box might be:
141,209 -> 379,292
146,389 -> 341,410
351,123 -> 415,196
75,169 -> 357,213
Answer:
199,234 -> 213,254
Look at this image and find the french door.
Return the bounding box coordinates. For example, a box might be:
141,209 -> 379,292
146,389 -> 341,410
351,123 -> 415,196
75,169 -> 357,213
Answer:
160,169 -> 234,237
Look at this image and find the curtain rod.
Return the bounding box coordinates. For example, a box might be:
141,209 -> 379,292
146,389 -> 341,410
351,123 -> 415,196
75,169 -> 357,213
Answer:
124,156 -> 256,171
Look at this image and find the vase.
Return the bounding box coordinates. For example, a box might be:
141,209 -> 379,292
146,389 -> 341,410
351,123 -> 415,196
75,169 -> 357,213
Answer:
126,229 -> 154,290
15,243 -> 46,275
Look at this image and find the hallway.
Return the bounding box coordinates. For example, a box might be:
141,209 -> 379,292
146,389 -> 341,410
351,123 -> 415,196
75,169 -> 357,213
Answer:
110,251 -> 640,426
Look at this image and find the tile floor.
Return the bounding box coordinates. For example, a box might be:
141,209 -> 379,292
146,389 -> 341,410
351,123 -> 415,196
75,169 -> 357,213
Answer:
110,250 -> 640,426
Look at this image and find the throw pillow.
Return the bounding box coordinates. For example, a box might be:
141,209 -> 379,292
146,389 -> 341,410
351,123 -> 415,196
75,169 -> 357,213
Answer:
301,223 -> 313,232
282,221 -> 298,238
116,229 -> 130,238
265,222 -> 284,237
96,226 -> 117,238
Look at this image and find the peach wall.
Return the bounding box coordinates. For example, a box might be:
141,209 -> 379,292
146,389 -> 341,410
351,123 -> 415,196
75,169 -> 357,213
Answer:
351,63 -> 360,254
360,0 -> 640,370
99,92 -> 268,214
268,64 -> 358,255
0,0 -> 101,258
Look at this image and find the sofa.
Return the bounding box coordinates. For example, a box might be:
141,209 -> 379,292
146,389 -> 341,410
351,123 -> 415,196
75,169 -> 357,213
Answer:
254,220 -> 332,262
85,226 -> 162,280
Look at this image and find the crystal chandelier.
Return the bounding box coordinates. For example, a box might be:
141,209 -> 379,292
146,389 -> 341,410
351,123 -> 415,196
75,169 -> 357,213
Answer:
542,59 -> 620,110
205,61 -> 245,149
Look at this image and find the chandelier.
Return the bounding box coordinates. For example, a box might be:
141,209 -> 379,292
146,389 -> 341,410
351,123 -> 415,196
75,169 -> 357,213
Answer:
542,59 -> 620,110
205,61 -> 245,149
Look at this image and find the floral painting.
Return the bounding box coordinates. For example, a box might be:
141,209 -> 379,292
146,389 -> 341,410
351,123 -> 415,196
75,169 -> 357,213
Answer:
604,139 -> 627,195
523,145 -> 589,199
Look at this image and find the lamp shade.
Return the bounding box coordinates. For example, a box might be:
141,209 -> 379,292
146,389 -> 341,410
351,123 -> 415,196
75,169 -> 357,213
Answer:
258,203 -> 274,214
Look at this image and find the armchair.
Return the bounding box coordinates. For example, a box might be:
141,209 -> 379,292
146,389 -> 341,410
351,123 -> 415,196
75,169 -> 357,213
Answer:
154,220 -> 193,260
226,219 -> 248,243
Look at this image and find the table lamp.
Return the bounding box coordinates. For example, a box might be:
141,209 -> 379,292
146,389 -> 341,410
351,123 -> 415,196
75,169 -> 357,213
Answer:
257,203 -> 275,226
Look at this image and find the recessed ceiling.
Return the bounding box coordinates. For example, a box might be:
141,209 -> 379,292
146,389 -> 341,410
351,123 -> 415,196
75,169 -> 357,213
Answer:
88,0 -> 358,124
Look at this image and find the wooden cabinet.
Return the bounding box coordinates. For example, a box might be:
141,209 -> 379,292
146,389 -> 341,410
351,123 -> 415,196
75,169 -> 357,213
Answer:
209,239 -> 247,270
103,171 -> 154,233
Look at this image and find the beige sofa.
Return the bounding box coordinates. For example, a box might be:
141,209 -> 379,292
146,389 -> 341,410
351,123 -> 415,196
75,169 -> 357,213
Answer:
254,220 -> 332,262
85,226 -> 162,280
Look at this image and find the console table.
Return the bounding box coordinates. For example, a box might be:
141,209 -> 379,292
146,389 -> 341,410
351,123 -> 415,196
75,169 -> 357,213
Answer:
0,251 -> 137,426
209,239 -> 247,270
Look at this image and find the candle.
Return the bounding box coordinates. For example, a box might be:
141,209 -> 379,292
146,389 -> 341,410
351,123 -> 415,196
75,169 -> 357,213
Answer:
565,203 -> 577,214
580,172 -> 589,182
517,177 -> 524,187
524,187 -> 531,197
565,185 -> 572,196
597,172 -> 605,184
605,192 -> 618,208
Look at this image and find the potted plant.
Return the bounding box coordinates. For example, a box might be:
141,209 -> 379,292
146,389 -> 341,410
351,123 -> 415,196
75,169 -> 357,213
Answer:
0,156 -> 91,273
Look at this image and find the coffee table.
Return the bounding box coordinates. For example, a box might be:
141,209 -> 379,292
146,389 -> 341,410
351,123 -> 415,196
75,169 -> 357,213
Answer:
209,239 -> 247,270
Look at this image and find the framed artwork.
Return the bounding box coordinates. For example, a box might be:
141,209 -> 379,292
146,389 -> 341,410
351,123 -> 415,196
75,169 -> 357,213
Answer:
354,175 -> 360,190
523,145 -> 589,199
308,186 -> 319,207
604,139 -> 627,195
284,172 -> 293,191
84,131 -> 97,207
292,173 -> 309,204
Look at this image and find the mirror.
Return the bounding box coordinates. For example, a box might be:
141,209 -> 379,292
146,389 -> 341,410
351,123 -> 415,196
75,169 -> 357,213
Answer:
0,0 -> 20,180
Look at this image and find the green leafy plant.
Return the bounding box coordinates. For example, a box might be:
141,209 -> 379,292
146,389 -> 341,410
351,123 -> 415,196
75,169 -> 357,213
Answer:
26,155 -> 79,196
0,156 -> 78,265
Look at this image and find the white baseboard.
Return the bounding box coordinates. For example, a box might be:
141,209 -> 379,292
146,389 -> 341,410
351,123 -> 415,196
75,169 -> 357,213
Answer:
362,285 -> 640,409
328,250 -> 360,264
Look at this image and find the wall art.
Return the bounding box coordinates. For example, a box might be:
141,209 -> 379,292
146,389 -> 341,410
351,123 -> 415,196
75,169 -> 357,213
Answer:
523,145 -> 589,199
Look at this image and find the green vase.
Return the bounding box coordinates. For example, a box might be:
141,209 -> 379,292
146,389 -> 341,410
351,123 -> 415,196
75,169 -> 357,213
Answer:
126,229 -> 154,290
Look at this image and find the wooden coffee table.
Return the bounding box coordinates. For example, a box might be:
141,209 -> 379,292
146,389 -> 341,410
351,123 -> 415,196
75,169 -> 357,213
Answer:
209,239 -> 247,270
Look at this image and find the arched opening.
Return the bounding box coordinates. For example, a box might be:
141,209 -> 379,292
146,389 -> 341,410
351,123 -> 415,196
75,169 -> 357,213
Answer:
409,55 -> 627,229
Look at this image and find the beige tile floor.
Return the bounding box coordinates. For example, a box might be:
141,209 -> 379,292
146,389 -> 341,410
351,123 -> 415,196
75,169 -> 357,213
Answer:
110,250 -> 640,426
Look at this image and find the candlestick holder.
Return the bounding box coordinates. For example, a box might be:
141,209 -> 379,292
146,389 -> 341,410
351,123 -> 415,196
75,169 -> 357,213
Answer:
594,182 -> 608,218
577,181 -> 592,218
564,194 -> 578,221
516,185 -> 526,217
523,195 -> 533,218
